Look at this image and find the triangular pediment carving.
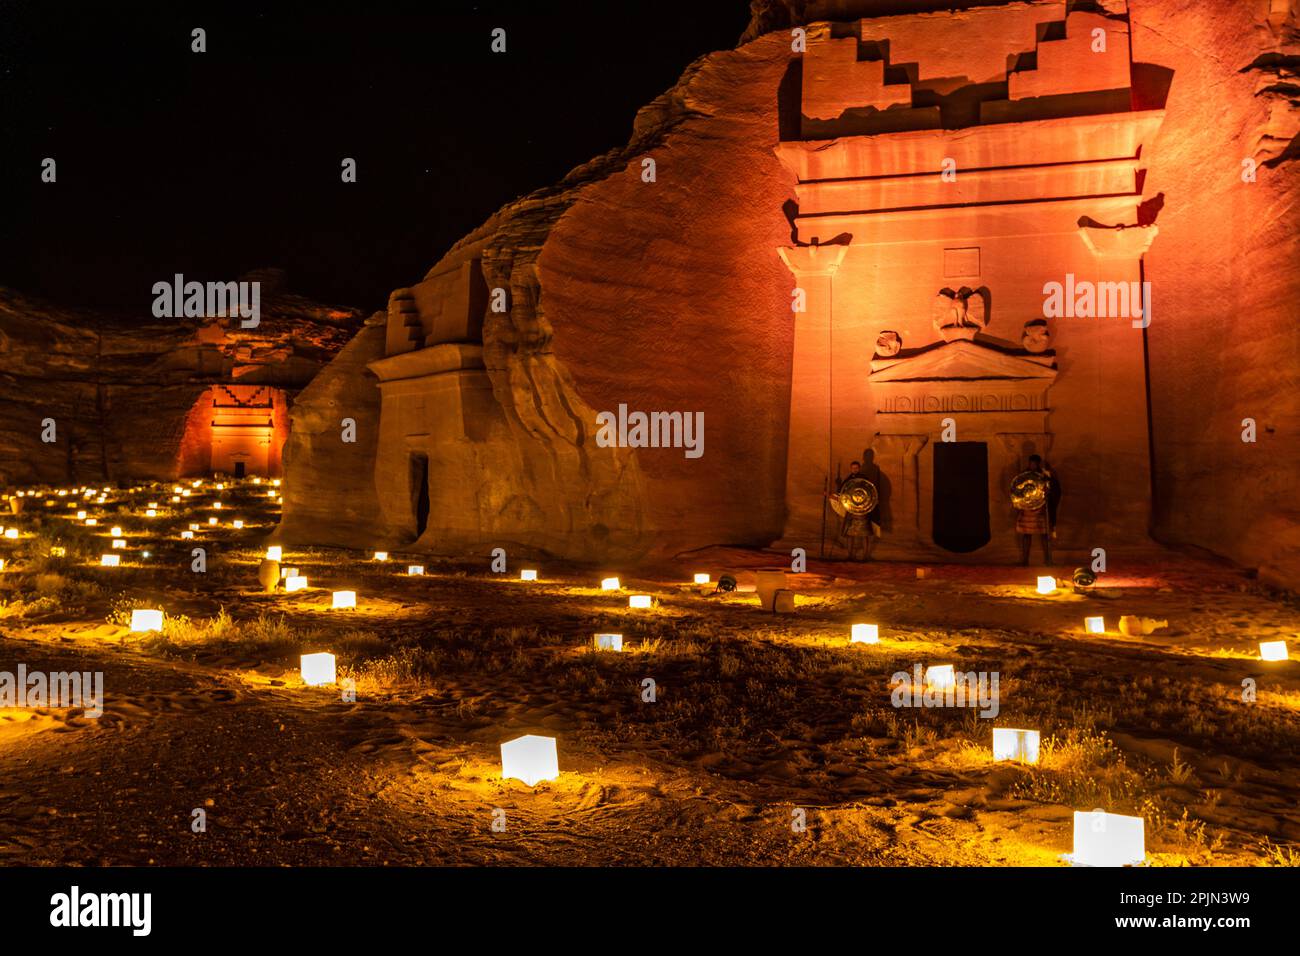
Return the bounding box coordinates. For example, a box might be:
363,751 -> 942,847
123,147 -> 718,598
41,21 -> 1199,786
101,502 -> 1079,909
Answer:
870,339 -> 1057,382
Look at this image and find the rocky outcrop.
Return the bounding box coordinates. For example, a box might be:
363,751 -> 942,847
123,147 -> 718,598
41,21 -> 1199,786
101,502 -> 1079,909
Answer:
274,316 -> 390,548
0,285 -> 363,484
1132,0 -> 1300,588
281,0 -> 1300,580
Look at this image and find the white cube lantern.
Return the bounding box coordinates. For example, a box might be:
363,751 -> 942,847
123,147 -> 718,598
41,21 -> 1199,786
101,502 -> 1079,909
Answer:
1036,576 -> 1056,594
851,623 -> 879,644
300,652 -> 337,686
992,728 -> 1041,764
1084,616 -> 1105,634
4,528 -> 17,539
100,554 -> 120,567
600,577 -> 621,591
500,734 -> 559,786
76,510 -> 86,519
373,551 -> 388,562
213,501 -> 222,509
147,501 -> 158,508
1260,640 -> 1289,662
181,531 -> 194,539
1071,811 -> 1145,867
84,518 -> 97,527
189,523 -> 200,531
232,519 -> 244,529
285,575 -> 308,592
520,569 -> 538,581
110,526 -> 122,537
265,546 -> 282,562
628,594 -> 652,609
407,565 -> 425,576
208,517 -> 218,525
145,509 -> 157,518
593,633 -> 623,652
693,573 -> 710,584
112,538 -> 126,549
129,608 -> 164,632
924,664 -> 956,690
170,496 -> 180,503
331,590 -> 356,609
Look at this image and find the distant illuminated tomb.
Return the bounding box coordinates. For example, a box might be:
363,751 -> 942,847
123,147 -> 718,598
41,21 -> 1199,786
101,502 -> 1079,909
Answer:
180,384 -> 288,479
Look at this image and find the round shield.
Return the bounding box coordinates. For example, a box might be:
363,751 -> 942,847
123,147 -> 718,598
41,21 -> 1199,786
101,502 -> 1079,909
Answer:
1072,567 -> 1097,588
716,574 -> 738,593
838,477 -> 878,516
1010,470 -> 1048,510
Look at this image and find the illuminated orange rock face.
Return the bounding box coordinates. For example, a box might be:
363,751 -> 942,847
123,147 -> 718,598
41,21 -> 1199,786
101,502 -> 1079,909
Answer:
283,0 -> 1299,578
777,4 -> 1165,564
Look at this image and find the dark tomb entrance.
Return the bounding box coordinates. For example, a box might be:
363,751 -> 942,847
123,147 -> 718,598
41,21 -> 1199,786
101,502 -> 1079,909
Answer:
932,441 -> 990,553
234,461 -> 246,479
409,452 -> 430,539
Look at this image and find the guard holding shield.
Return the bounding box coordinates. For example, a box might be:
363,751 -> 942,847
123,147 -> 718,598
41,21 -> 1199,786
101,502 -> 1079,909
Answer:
826,460 -> 880,561
1011,454 -> 1060,566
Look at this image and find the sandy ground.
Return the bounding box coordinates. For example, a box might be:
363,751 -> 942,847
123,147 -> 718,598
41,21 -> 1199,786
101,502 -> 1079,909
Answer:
1,481 -> 1298,866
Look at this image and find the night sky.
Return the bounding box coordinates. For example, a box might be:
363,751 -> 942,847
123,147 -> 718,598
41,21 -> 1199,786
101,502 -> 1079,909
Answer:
0,0 -> 749,312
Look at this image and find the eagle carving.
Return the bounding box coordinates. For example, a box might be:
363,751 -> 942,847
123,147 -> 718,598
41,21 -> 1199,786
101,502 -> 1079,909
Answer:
931,287 -> 987,341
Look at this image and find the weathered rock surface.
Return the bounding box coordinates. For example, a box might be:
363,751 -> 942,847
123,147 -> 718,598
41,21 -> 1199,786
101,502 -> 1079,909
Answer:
278,0 -> 1299,581
0,285 -> 363,484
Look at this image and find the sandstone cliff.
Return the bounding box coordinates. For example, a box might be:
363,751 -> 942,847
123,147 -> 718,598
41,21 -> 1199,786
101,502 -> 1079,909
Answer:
280,0 -> 1300,582
0,285 -> 363,484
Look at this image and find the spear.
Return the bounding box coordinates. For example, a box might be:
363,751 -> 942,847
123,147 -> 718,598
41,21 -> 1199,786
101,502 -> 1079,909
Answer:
819,472 -> 829,559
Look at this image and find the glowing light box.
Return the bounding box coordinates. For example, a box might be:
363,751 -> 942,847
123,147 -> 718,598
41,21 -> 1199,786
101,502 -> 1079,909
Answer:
1084,616 -> 1105,634
693,573 -> 710,584
925,665 -> 955,690
851,623 -> 879,644
1071,811 -> 1145,867
628,595 -> 651,609
266,546 -> 282,562
110,526 -> 122,537
374,551 -> 388,562
1260,641 -> 1288,661
600,577 -> 621,591
593,633 -> 623,652
520,569 -> 538,581
332,590 -> 356,609
130,609 -> 163,633
300,652 -> 336,686
112,539 -> 126,549
1036,576 -> 1056,595
992,728 -> 1040,764
407,565 -> 425,576
100,554 -> 120,567
181,531 -> 193,539
500,734 -> 559,786
285,575 -> 308,592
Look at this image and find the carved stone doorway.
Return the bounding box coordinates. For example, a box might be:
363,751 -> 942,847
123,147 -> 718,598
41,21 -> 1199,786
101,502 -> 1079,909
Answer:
932,441 -> 990,552
409,452 -> 430,540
